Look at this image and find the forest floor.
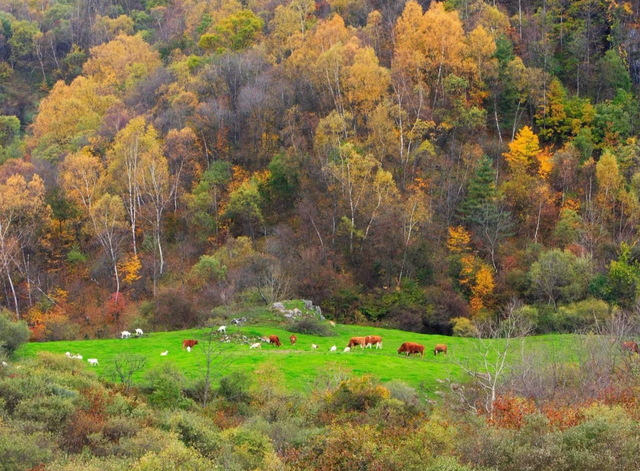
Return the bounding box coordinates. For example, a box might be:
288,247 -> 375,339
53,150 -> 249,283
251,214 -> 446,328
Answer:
17,321 -> 578,397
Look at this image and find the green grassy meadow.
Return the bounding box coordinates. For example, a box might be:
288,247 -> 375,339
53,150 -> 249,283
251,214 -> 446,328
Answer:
16,323 -> 578,395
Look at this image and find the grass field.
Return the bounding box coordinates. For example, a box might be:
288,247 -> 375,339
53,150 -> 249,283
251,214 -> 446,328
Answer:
16,323 -> 578,396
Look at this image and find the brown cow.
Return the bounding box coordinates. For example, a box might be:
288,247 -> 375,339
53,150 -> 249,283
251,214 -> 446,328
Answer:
365,335 -> 382,349
434,344 -> 447,356
269,335 -> 282,347
290,334 -> 297,346
398,342 -> 425,357
182,339 -> 198,349
348,336 -> 366,349
622,340 -> 639,354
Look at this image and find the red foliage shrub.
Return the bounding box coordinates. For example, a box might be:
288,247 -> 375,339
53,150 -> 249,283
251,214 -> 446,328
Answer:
489,395 -> 536,429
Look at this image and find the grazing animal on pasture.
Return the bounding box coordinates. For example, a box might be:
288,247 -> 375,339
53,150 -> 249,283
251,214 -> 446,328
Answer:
1,361 -> 8,367
121,331 -> 131,339
343,347 -> 351,353
218,326 -> 226,334
250,343 -> 261,349
182,339 -> 198,349
75,354 -> 82,360
434,344 -> 448,356
330,345 -> 337,352
348,337 -> 366,349
365,335 -> 382,349
161,351 -> 168,356
622,340 -> 640,354
290,334 -> 297,345
135,328 -> 144,336
398,342 -> 425,357
65,352 -> 71,357
269,335 -> 282,347
311,344 -> 318,350
87,358 -> 99,366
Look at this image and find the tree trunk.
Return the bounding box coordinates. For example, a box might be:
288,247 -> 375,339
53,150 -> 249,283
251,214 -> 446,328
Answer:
6,270 -> 19,319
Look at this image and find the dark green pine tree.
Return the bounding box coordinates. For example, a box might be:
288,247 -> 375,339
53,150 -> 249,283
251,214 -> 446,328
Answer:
459,155 -> 497,223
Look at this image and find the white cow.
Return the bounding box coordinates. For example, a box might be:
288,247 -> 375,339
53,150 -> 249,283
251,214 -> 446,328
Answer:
121,331 -> 131,339
161,351 -> 168,356
330,345 -> 337,352
135,328 -> 144,337
311,344 -> 318,350
343,347 -> 351,353
249,342 -> 261,349
218,325 -> 226,334
87,359 -> 99,366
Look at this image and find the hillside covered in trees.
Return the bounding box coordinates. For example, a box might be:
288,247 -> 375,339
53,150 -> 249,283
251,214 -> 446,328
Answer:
1,0 -> 640,338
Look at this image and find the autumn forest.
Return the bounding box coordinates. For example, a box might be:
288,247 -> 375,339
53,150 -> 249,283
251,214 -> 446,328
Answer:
0,0 -> 639,338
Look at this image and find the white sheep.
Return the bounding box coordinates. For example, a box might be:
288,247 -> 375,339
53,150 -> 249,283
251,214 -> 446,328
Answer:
311,344 -> 318,350
87,359 -> 99,366
249,342 -> 261,349
135,328 -> 144,337
121,331 -> 131,339
65,351 -> 72,357
218,325 -> 226,334
1,361 -> 8,367
75,354 -> 83,360
330,345 -> 337,352
343,347 -> 351,353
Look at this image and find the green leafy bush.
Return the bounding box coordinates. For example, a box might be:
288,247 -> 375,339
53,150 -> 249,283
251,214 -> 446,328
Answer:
161,410 -> 221,458
324,375 -> 390,414
0,310 -> 30,356
450,317 -> 478,337
144,363 -> 191,410
287,317 -> 336,337
0,428 -> 53,471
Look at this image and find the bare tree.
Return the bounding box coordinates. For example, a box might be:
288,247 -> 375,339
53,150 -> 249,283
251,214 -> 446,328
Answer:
497,311 -> 640,406
199,324 -> 236,408
449,299 -> 533,419
109,353 -> 148,393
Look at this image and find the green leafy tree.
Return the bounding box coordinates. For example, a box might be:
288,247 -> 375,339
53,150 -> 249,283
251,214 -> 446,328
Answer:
529,249 -> 592,308
223,178 -> 265,240
8,20 -> 39,66
554,209 -> 581,248
189,255 -> 227,290
187,161 -> 232,244
198,10 -> 264,52
459,155 -> 497,222
604,243 -> 640,309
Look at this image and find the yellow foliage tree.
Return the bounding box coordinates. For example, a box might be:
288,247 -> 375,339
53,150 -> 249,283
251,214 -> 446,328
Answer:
29,77 -> 118,160
83,34 -> 161,90
504,126 -> 541,175
121,254 -> 142,286
446,226 -> 471,253
470,264 -> 495,314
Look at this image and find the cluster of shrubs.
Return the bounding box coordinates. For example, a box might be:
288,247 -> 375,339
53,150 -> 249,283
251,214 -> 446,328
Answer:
3,345 -> 640,471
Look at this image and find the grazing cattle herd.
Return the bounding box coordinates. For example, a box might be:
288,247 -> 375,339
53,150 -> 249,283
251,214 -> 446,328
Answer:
249,332 -> 439,359
48,322 -> 640,371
